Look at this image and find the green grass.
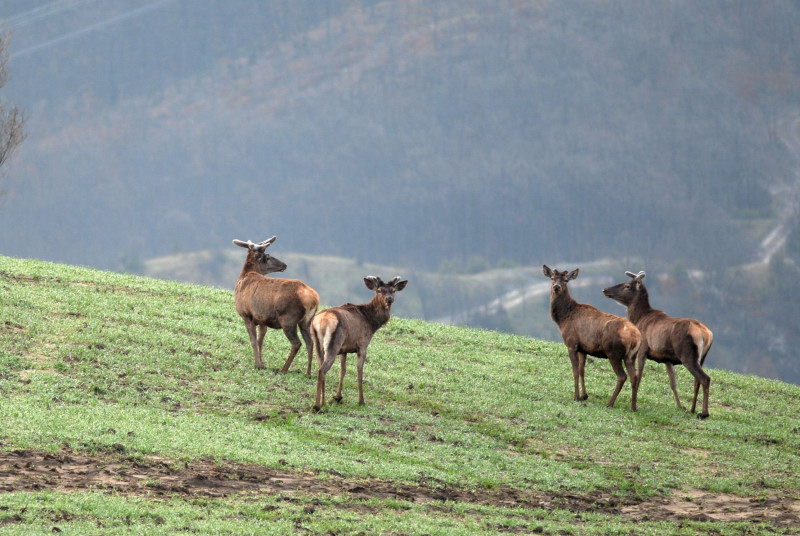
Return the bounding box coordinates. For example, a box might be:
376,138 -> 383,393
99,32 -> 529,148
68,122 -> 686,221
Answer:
1,255 -> 799,535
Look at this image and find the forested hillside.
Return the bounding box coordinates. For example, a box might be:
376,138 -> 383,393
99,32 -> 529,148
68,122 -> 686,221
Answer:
2,1 -> 797,268
1,1 -> 800,383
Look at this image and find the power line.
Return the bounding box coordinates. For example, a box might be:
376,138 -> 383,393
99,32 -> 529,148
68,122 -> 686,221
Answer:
10,0 -> 178,61
4,0 -> 96,29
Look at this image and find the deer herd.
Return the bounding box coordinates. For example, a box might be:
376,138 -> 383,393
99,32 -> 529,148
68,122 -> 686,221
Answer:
234,236 -> 713,419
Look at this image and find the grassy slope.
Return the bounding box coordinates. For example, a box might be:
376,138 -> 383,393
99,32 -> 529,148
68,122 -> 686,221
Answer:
1,255 -> 799,535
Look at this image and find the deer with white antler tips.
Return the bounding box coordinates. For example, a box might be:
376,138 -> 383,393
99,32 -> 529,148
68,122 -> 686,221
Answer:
233,236 -> 319,374
543,265 -> 642,411
311,275 -> 408,412
603,271 -> 714,419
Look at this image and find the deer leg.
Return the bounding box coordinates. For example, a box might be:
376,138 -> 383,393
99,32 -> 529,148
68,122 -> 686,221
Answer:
636,351 -> 646,389
279,325 -> 302,373
568,348 -> 581,401
257,324 -> 267,351
299,322 -> 314,377
635,344 -> 648,387
314,347 -> 339,412
314,368 -> 326,412
686,361 -> 711,419
577,351 -> 588,401
334,353 -> 347,403
699,377 -> 710,419
244,319 -> 263,370
665,363 -> 684,410
625,353 -> 638,412
356,349 -> 367,405
606,357 -> 627,408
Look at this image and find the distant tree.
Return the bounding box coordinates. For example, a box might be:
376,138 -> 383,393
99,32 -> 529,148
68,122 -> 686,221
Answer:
0,30 -> 26,198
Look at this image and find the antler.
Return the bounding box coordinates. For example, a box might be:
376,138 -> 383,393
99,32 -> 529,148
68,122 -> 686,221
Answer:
257,236 -> 277,248
232,239 -> 254,249
233,236 -> 276,251
625,270 -> 646,281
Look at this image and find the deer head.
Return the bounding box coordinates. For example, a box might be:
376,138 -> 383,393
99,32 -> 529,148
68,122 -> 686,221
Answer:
364,275 -> 408,306
542,265 -> 579,296
602,270 -> 646,307
233,236 -> 287,275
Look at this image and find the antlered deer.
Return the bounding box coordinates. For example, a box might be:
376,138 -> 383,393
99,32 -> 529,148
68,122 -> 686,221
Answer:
233,237 -> 319,374
603,271 -> 714,418
543,265 -> 642,410
311,276 -> 408,412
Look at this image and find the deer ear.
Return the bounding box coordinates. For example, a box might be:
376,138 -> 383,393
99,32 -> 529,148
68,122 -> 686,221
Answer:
393,279 -> 408,292
364,276 -> 379,290
542,265 -> 552,278
567,268 -> 579,281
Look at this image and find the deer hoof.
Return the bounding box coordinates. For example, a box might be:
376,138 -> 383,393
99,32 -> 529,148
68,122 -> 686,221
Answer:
312,405 -> 322,413
697,412 -> 709,420
333,396 -> 343,404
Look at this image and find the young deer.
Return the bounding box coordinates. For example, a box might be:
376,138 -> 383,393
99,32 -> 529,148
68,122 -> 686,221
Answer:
233,237 -> 319,374
311,276 -> 408,412
543,265 -> 642,410
603,271 -> 714,418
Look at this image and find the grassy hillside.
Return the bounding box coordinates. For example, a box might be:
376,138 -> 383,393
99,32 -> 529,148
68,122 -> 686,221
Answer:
1,255 -> 799,535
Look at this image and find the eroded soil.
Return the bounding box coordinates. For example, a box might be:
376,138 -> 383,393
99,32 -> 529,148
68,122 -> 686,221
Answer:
1,448 -> 798,528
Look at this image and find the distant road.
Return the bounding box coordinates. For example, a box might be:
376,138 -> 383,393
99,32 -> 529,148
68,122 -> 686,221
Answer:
432,112 -> 800,329
757,112 -> 800,264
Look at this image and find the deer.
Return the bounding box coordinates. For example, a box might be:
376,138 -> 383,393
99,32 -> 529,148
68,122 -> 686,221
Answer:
543,265 -> 642,410
233,236 -> 319,375
603,271 -> 714,419
311,275 -> 408,412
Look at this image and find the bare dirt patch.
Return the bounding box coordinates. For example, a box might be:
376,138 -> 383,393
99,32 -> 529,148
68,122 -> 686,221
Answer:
623,488 -> 800,527
0,448 -> 798,527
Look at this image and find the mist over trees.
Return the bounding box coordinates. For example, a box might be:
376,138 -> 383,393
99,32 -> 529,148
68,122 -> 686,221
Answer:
0,1 -> 799,382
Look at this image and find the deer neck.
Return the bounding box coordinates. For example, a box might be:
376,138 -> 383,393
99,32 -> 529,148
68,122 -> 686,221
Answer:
361,296 -> 392,332
239,254 -> 260,280
550,289 -> 576,325
626,289 -> 653,324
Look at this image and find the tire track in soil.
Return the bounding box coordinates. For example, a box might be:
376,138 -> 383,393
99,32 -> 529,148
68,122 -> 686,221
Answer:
1,449 -> 799,527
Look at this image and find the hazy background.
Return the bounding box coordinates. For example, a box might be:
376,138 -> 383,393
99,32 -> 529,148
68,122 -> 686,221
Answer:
1,1 -> 799,383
